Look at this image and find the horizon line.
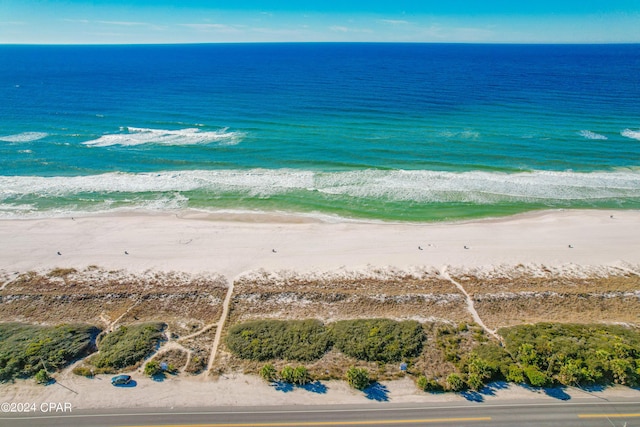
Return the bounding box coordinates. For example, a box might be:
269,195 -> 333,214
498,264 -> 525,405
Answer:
2,41 -> 640,46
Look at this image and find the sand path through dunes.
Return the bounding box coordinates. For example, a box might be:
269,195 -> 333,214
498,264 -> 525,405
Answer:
440,266 -> 501,341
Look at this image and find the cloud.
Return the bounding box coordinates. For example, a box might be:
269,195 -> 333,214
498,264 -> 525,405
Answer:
63,19 -> 90,24
181,23 -> 241,33
93,20 -> 167,31
379,19 -> 410,25
330,25 -> 349,32
98,20 -> 150,26
329,25 -> 372,33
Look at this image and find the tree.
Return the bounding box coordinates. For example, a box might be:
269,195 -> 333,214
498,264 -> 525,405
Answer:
345,367 -> 370,390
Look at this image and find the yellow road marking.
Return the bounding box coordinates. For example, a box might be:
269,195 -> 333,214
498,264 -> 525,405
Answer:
578,413 -> 640,419
121,417 -> 491,426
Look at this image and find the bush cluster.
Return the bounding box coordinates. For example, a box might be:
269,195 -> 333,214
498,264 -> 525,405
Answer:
260,363 -> 310,385
226,319 -> 331,362
227,318 -> 425,364
87,322 -> 165,371
500,323 -> 640,387
0,323 -> 99,382
420,322 -> 640,392
332,319 -> 425,363
345,366 -> 370,390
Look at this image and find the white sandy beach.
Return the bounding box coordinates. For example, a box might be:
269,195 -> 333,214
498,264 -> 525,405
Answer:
0,209 -> 639,279
1,209 -> 640,409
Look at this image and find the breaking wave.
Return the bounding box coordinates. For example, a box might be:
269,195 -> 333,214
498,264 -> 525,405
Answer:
82,127 -> 244,147
2,169 -> 639,204
578,130 -> 607,140
621,129 -> 640,141
0,132 -> 48,142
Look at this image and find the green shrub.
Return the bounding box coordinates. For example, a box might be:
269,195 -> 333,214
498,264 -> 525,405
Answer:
144,360 -> 162,377
332,319 -> 425,363
506,364 -> 525,383
608,358 -> 637,386
72,366 -> 94,377
524,365 -> 550,387
226,320 -> 331,362
0,323 -> 99,382
34,369 -> 51,385
446,373 -> 465,391
346,367 -> 370,390
466,373 -> 484,391
88,323 -> 165,371
280,366 -> 295,383
260,363 -> 277,382
293,366 -> 310,385
417,375 -> 442,392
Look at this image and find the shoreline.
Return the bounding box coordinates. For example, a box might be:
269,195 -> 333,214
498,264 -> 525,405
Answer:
1,208 -> 638,279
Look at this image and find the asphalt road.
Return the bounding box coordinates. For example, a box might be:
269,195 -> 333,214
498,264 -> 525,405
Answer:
2,399 -> 640,427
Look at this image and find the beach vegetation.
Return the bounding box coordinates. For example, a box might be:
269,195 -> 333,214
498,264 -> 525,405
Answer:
293,365 -> 310,385
276,365 -> 311,385
346,366 -> 370,390
72,366 -> 94,377
87,322 -> 165,372
144,360 -> 162,377
331,319 -> 425,363
416,375 -> 442,392
499,323 -> 640,387
260,363 -> 277,382
0,323 -> 99,382
184,350 -> 207,375
446,373 -> 465,391
34,369 -> 52,385
280,365 -> 295,383
226,319 -> 332,361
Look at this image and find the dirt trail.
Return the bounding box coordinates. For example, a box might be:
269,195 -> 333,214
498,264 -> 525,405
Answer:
178,322 -> 218,342
440,266 -> 501,341
206,281 -> 234,373
107,301 -> 140,333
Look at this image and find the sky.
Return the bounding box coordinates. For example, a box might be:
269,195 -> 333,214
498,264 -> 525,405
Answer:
1,0 -> 640,44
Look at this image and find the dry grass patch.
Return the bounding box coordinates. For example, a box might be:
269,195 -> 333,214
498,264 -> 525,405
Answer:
179,326 -> 216,375
0,268 -> 227,333
451,264 -> 640,295
154,348 -> 189,372
475,293 -> 640,329
446,264 -> 640,329
230,268 -> 470,324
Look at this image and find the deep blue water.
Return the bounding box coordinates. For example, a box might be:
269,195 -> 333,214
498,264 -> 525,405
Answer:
1,43 -> 639,221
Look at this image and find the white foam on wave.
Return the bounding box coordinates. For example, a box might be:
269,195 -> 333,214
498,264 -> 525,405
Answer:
621,129 -> 640,141
82,127 -> 245,147
0,132 -> 48,142
578,130 -> 607,140
1,169 -> 640,206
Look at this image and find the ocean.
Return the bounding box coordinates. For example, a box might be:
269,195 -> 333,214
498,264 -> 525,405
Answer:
1,43 -> 639,222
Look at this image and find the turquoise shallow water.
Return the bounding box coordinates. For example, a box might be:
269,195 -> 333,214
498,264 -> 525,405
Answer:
1,43 -> 639,221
